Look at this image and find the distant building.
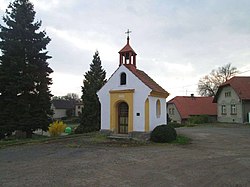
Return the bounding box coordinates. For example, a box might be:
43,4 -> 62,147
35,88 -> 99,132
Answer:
213,76 -> 250,123
51,99 -> 76,119
167,95 -> 217,124
75,102 -> 84,117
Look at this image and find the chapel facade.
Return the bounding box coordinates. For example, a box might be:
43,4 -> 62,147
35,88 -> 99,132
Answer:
97,34 -> 169,134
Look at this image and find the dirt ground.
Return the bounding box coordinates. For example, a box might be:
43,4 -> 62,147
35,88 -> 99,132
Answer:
1,126 -> 250,187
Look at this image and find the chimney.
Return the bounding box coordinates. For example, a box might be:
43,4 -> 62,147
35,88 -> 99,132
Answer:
190,94 -> 194,99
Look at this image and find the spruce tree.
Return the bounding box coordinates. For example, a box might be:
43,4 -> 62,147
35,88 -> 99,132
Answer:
78,51 -> 106,133
0,0 -> 53,138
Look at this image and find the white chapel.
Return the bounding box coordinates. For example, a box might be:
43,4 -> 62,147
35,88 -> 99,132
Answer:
97,33 -> 169,134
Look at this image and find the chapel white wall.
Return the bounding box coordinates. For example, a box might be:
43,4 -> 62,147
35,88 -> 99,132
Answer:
148,97 -> 166,131
97,65 -> 167,132
98,65 -> 150,131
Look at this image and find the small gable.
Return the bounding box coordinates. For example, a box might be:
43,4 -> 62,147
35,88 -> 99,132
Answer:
214,76 -> 250,102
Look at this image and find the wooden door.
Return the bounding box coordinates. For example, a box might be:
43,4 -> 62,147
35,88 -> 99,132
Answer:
118,102 -> 128,134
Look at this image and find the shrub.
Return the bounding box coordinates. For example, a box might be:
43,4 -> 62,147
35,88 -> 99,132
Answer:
187,115 -> 209,124
0,132 -> 5,140
168,122 -> 184,128
48,121 -> 67,137
61,117 -> 67,121
74,124 -> 97,134
63,117 -> 80,124
74,125 -> 84,134
150,124 -> 177,143
185,123 -> 197,127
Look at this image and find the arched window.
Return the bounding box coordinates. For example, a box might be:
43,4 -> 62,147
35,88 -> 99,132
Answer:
156,99 -> 161,118
120,72 -> 126,85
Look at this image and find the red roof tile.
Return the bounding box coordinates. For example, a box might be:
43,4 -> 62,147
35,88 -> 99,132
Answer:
124,64 -> 169,95
214,76 -> 250,102
168,96 -> 217,119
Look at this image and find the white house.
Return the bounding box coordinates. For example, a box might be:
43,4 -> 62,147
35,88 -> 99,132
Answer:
97,36 -> 169,135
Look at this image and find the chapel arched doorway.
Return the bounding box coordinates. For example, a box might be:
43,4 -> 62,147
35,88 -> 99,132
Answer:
118,102 -> 129,134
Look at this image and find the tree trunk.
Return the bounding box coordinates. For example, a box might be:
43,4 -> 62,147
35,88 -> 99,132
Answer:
26,130 -> 33,138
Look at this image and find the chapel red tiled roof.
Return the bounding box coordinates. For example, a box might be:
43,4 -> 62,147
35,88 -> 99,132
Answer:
124,64 -> 169,96
168,96 -> 217,119
119,38 -> 137,54
214,76 -> 250,102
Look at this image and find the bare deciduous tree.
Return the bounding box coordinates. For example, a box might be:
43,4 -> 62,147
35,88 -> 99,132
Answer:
198,63 -> 238,96
64,93 -> 80,101
52,93 -> 80,101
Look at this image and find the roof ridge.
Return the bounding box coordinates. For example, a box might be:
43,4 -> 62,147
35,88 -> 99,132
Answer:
124,65 -> 169,94
168,96 -> 217,118
214,76 -> 250,102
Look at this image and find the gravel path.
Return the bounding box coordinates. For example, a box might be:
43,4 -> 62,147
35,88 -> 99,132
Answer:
1,126 -> 250,187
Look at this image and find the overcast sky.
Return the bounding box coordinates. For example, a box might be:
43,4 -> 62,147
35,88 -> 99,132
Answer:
1,0 -> 250,101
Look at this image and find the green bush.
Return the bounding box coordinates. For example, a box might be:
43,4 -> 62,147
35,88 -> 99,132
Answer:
61,117 -> 67,121
168,122 -> 184,128
63,117 -> 80,124
74,125 -> 84,134
187,115 -> 209,124
185,123 -> 197,127
74,125 -> 97,134
150,125 -> 177,143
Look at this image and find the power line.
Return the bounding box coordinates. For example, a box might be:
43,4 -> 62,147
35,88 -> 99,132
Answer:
237,69 -> 250,75
168,69 -> 250,89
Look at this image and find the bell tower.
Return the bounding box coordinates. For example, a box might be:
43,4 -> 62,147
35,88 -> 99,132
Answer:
119,29 -> 137,68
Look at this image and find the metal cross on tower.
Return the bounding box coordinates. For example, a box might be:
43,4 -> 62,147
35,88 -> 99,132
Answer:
125,29 -> 132,38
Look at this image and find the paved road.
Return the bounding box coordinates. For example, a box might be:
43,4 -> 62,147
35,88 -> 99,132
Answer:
1,127 -> 250,187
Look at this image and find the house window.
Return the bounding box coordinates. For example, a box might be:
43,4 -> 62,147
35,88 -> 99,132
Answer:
225,91 -> 231,97
156,99 -> 161,118
169,108 -> 174,115
231,104 -> 237,115
120,72 -> 126,85
221,105 -> 226,115
169,108 -> 172,115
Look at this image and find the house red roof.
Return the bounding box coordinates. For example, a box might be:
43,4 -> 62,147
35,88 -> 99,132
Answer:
124,64 -> 169,96
214,76 -> 250,102
168,96 -> 217,119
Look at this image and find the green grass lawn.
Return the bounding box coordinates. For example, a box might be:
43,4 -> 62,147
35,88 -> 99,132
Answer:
0,134 -> 50,148
172,135 -> 191,145
1,130 -> 191,148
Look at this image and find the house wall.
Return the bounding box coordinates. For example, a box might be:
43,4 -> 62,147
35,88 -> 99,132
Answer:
97,65 -> 167,132
75,104 -> 84,117
51,104 -> 67,119
217,86 -> 243,123
167,103 -> 182,124
148,96 -> 167,130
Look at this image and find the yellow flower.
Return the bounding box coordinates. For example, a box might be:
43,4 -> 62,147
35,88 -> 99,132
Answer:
48,121 -> 67,137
